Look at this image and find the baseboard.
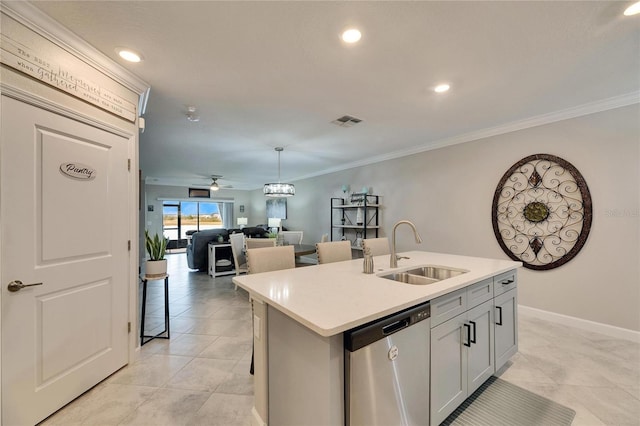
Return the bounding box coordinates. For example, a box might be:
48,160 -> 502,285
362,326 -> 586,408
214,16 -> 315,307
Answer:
251,406 -> 267,426
518,305 -> 640,343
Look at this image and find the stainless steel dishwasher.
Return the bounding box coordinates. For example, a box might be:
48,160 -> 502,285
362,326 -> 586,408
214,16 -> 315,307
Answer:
345,302 -> 430,426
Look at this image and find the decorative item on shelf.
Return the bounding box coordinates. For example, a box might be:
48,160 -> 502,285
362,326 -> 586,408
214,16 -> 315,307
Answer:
350,192 -> 365,205
361,186 -> 369,195
144,230 -> 168,278
356,207 -> 364,225
215,259 -> 232,268
341,184 -> 350,202
264,147 -> 295,197
237,217 -> 248,229
217,234 -> 224,243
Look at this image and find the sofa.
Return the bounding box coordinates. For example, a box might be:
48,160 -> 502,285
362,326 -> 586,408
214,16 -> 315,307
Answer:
186,227 -> 270,271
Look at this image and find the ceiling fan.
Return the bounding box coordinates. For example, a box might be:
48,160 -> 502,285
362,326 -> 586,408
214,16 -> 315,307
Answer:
209,175 -> 222,191
198,175 -> 233,191
191,174 -> 234,191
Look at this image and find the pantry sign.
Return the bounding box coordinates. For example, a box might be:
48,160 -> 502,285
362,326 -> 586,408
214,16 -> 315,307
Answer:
59,163 -> 97,181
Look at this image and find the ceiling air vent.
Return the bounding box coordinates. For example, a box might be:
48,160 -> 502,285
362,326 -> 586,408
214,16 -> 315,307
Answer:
331,115 -> 362,128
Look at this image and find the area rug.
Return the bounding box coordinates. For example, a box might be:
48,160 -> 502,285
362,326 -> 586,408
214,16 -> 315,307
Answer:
441,376 -> 576,426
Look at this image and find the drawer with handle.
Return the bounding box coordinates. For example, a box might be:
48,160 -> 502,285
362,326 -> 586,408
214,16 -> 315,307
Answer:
430,278 -> 493,328
493,270 -> 517,296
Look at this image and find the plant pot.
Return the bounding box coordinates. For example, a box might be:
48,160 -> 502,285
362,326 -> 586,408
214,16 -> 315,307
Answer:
146,259 -> 167,278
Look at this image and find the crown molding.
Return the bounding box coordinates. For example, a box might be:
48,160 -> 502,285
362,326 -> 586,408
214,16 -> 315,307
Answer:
292,91 -> 640,183
1,1 -> 150,115
1,82 -> 135,139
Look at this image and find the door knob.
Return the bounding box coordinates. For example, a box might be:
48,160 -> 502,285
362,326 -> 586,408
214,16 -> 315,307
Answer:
7,280 -> 43,292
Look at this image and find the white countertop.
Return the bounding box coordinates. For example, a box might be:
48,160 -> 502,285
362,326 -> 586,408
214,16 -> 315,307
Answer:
233,251 -> 521,337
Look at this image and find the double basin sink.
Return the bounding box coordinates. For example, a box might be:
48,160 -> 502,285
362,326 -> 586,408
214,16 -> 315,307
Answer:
381,266 -> 468,285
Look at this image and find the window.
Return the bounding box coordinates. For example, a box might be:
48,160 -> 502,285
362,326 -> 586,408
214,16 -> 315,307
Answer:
162,201 -> 227,247
162,202 -> 180,242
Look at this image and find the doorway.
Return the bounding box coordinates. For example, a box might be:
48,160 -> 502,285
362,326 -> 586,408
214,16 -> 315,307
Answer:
162,202 -> 186,249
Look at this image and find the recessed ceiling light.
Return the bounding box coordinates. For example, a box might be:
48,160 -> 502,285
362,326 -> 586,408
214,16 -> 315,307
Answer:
624,1 -> 640,16
434,83 -> 451,93
341,29 -> 362,44
116,48 -> 143,63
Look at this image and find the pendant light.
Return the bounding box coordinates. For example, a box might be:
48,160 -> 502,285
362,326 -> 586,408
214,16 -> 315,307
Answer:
263,147 -> 295,197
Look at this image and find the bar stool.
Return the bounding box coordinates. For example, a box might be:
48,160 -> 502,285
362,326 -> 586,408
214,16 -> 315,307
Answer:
140,273 -> 170,346
316,240 -> 352,264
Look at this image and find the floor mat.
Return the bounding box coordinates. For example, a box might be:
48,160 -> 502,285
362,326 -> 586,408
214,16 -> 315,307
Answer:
442,376 -> 576,426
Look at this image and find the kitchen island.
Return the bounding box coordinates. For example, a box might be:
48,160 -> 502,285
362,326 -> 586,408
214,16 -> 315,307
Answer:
233,251 -> 521,426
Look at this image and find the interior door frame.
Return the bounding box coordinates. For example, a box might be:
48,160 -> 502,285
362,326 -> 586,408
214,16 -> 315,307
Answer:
1,3 -> 149,420
0,85 -> 141,416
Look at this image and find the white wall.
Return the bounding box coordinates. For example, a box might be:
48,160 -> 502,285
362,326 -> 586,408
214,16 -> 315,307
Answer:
265,104 -> 639,331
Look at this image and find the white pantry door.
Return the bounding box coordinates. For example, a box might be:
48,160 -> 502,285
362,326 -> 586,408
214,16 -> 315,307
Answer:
1,96 -> 130,425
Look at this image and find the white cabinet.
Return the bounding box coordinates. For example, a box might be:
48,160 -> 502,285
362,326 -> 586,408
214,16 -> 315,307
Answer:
431,278 -> 493,327
493,269 -> 517,296
466,300 -> 495,393
430,312 -> 467,424
494,288 -> 518,371
430,279 -> 495,425
430,270 -> 518,425
430,299 -> 494,425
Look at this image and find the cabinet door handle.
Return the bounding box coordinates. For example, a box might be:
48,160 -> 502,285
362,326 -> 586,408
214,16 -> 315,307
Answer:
496,306 -> 503,326
463,323 -> 471,347
501,278 -> 514,285
469,321 -> 477,344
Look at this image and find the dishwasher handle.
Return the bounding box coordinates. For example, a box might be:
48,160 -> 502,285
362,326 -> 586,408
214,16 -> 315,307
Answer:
382,318 -> 410,335
345,301 -> 430,352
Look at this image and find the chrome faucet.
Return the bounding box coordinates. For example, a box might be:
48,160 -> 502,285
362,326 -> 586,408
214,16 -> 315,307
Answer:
390,220 -> 423,268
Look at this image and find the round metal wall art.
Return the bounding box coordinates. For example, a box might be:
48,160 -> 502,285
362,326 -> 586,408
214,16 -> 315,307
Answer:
492,154 -> 592,270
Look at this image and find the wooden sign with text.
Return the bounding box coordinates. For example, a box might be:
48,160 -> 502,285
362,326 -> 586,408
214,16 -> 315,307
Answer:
1,32 -> 137,121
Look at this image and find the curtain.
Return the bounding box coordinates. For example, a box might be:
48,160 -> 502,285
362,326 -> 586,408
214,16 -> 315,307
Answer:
219,202 -> 234,229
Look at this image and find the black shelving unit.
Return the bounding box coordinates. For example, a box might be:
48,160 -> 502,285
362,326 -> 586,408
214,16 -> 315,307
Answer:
331,194 -> 380,252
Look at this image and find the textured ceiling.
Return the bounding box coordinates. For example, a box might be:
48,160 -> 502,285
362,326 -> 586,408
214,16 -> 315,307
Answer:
28,1 -> 640,190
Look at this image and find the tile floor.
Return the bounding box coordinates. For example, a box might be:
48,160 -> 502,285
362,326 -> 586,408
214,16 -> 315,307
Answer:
41,253 -> 639,425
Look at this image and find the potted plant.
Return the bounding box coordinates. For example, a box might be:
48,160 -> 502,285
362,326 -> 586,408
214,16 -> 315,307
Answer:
145,230 -> 169,277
